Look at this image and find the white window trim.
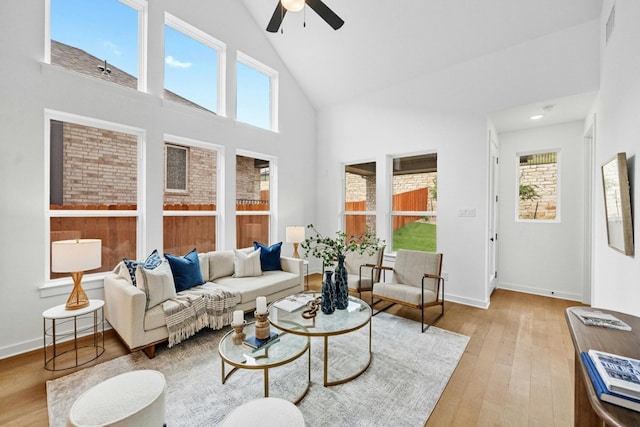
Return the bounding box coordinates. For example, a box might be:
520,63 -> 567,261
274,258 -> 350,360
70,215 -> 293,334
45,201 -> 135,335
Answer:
43,109 -> 146,291
388,152 -> 438,253
236,51 -> 279,132
515,149 -> 561,223
164,12 -> 227,117
236,149 -> 277,245
163,134 -> 223,247
45,0 -> 148,92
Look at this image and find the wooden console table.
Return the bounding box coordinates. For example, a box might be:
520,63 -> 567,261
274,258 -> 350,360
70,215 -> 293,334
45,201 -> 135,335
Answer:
565,307 -> 640,426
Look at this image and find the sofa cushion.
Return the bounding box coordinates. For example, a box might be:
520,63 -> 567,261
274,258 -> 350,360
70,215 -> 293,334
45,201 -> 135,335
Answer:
207,250 -> 235,281
122,249 -> 162,285
165,248 -> 204,292
213,270 -> 299,304
233,248 -> 262,278
253,241 -> 283,271
135,261 -> 177,311
143,304 -> 167,331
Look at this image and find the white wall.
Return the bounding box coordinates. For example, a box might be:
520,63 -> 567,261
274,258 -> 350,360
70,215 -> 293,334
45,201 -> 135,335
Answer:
590,0 -> 640,316
0,0 -> 317,358
315,20 -> 599,310
497,122 -> 586,300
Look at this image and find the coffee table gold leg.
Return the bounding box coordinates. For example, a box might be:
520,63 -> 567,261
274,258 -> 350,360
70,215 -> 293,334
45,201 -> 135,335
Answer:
264,367 -> 269,397
323,335 -> 329,386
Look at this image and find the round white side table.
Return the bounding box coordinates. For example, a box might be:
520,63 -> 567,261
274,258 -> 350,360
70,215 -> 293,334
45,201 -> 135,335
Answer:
68,369 -> 166,427
221,397 -> 305,427
42,299 -> 104,371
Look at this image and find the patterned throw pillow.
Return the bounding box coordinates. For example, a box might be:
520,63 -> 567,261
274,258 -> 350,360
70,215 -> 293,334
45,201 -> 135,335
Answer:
135,261 -> 177,311
122,249 -> 162,285
253,241 -> 283,271
233,248 -> 262,278
164,248 -> 204,292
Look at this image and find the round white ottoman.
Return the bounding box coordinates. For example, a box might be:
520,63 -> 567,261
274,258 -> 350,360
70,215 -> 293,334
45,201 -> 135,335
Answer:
221,397 -> 305,427
68,369 -> 166,427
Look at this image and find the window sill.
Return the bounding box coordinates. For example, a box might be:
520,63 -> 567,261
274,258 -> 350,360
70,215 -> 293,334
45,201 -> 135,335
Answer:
39,273 -> 107,299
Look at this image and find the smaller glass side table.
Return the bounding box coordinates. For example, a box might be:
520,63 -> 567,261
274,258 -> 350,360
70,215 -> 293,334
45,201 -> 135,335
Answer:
42,299 -> 105,371
218,321 -> 310,404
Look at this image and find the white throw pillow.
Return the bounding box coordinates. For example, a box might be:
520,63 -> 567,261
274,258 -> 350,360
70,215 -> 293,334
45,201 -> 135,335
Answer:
233,248 -> 262,278
136,261 -> 177,311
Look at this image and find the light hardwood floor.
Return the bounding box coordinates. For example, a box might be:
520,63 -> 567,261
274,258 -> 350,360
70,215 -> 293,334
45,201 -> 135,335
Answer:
0,276 -> 581,426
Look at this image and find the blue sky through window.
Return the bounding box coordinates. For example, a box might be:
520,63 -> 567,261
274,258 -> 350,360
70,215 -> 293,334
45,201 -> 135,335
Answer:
51,0 -> 138,77
164,25 -> 218,113
51,0 -> 273,128
237,62 -> 271,130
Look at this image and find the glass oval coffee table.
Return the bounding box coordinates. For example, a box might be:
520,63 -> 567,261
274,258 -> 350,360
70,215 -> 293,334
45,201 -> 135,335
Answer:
268,293 -> 372,386
218,321 -> 310,404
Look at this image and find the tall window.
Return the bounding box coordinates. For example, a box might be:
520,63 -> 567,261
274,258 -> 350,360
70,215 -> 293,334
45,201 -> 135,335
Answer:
236,52 -> 278,131
164,13 -> 225,115
518,151 -> 559,221
236,154 -> 272,248
47,113 -> 141,280
391,153 -> 437,252
48,0 -> 146,91
163,137 -> 219,255
344,161 -> 376,237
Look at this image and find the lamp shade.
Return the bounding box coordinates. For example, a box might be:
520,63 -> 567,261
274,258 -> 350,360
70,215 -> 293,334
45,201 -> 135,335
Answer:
281,0 -> 305,12
52,239 -> 102,273
286,226 -> 305,243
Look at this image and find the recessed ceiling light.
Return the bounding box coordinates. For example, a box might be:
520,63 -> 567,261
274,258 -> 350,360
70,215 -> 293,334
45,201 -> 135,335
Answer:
530,114 -> 544,120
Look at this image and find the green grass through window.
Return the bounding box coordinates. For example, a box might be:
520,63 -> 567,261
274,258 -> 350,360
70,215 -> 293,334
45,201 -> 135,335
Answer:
392,222 -> 437,252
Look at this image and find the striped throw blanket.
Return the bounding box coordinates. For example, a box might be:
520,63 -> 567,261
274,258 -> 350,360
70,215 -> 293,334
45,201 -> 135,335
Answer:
163,284 -> 239,347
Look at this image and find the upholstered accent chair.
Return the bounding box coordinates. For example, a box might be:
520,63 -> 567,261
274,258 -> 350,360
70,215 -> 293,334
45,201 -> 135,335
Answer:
344,246 -> 385,303
372,249 -> 444,332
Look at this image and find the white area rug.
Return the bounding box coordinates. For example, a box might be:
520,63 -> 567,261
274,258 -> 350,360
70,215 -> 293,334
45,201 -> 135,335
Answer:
47,312 -> 468,426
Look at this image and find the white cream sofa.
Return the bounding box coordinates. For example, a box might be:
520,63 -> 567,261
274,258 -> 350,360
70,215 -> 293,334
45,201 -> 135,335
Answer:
104,249 -> 304,358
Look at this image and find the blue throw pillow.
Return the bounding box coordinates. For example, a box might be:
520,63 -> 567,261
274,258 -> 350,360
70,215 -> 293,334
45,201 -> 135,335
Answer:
253,241 -> 282,271
122,249 -> 162,285
164,248 -> 204,292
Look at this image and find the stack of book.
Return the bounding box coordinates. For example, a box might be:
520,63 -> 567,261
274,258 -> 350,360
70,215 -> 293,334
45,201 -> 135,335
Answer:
582,349 -> 640,412
243,331 -> 279,351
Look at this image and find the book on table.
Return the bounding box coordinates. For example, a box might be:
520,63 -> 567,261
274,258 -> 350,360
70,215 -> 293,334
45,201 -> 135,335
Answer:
273,294 -> 315,312
569,307 -> 632,331
581,352 -> 640,412
588,349 -> 640,400
243,332 -> 279,350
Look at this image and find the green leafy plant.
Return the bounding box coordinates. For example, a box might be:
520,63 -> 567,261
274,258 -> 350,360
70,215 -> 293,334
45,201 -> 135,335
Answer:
519,184 -> 540,201
300,224 -> 384,268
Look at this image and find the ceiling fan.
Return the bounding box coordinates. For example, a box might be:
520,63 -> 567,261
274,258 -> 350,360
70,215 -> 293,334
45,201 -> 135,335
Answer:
266,0 -> 344,33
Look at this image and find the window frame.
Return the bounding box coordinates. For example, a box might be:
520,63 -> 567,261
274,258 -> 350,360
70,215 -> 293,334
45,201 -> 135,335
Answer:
235,150 -> 277,247
164,12 -> 227,116
162,134 -> 222,253
45,0 -> 148,92
389,152 -> 438,254
43,109 -> 145,289
342,160 -> 377,238
515,149 -> 561,223
236,51 -> 279,132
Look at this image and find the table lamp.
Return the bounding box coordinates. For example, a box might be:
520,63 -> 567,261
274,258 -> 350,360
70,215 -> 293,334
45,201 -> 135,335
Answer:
51,239 -> 102,310
285,226 -> 305,258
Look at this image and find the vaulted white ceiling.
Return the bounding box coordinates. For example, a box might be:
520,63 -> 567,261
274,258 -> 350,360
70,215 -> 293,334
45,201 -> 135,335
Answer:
241,0 -> 602,129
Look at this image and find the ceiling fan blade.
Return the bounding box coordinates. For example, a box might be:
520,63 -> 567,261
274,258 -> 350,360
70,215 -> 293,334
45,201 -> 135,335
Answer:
305,0 -> 344,30
266,3 -> 287,33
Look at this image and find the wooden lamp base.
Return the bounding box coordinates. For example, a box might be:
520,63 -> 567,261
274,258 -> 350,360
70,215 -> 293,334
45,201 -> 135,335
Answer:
66,271 -> 90,310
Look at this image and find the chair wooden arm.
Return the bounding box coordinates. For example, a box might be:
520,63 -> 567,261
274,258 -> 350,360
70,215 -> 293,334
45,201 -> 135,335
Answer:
424,273 -> 443,280
377,265 -> 393,271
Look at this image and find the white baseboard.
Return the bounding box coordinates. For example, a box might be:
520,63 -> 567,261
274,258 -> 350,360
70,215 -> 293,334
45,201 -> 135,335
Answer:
498,281 -> 582,302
